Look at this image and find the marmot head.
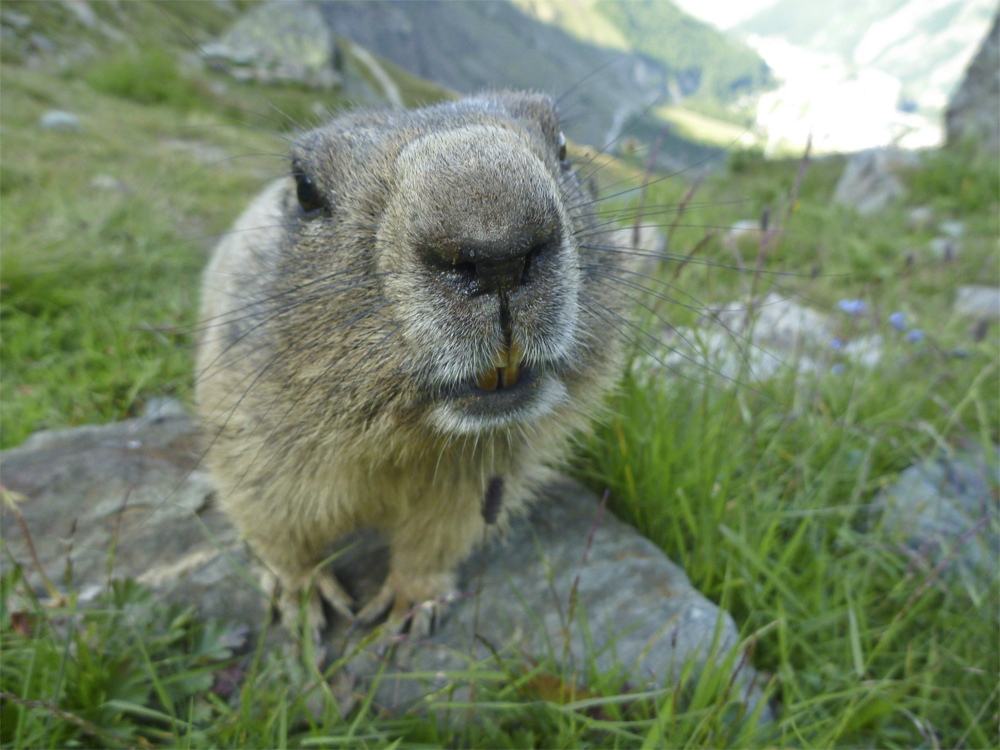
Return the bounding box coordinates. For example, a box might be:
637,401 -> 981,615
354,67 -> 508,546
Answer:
268,92 -> 628,438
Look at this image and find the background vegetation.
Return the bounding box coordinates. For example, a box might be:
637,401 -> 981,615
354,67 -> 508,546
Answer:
2,2 -> 997,748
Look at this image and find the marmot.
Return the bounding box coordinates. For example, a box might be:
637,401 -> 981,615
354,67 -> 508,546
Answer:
195,92 -> 631,639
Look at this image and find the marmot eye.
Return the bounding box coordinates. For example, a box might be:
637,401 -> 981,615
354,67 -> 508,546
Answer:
558,132 -> 566,161
294,171 -> 326,215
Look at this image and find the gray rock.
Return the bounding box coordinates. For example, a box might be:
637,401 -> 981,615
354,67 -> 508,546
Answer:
39,110 -> 82,132
649,292 -> 833,383
832,148 -> 919,216
874,446 -> 999,586
202,1 -> 340,89
946,11 -> 999,156
1,413 -> 769,718
954,285 -> 1000,320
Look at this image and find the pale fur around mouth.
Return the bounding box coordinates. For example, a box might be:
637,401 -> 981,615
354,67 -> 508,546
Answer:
429,369 -> 568,434
426,324 -> 579,434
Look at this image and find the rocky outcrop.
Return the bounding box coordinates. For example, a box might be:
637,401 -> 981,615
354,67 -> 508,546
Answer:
946,11 -> 1000,156
202,1 -> 341,88
1,409 -> 769,717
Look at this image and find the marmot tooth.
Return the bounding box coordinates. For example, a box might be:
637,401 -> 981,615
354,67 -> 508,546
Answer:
477,367 -> 499,391
502,361 -> 520,387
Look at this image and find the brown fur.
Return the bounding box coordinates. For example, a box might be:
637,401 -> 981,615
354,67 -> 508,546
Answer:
195,92 -> 631,637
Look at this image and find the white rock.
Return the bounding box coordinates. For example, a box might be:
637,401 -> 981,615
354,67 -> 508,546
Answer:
954,285 -> 1000,319
39,110 -> 82,132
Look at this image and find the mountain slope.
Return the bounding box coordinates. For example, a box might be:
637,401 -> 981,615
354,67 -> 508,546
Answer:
593,0 -> 771,100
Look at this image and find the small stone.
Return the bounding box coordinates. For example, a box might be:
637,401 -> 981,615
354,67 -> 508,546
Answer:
937,220 -> 966,238
89,174 -> 128,193
142,397 -> 188,421
28,33 -> 56,54
39,110 -> 82,132
905,205 -> 934,232
725,218 -> 762,249
927,236 -> 962,260
954,285 -> 1000,320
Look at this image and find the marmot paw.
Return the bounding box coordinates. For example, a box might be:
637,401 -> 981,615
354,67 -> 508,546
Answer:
266,568 -> 356,640
356,570 -> 457,638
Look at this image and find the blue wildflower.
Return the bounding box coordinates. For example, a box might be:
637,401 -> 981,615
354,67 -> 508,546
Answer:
830,338 -> 844,350
832,363 -> 845,375
889,311 -> 906,331
905,329 -> 925,344
838,299 -> 867,316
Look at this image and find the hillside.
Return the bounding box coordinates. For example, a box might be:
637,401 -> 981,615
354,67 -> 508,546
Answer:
593,0 -> 771,102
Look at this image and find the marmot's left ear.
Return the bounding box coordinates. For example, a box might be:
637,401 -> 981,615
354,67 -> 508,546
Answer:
490,91 -> 561,146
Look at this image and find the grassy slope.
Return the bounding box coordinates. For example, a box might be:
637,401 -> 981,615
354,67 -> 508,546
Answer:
2,2 -> 999,748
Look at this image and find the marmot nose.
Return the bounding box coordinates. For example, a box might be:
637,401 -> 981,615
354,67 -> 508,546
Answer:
427,232 -> 558,297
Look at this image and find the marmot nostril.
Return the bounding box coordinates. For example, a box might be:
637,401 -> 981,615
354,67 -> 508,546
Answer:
430,232 -> 556,296
473,254 -> 528,296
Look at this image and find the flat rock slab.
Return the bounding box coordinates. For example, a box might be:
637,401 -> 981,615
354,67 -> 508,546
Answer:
1,412 -> 767,715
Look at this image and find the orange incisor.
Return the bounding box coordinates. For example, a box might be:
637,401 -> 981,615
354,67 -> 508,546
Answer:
476,340 -> 522,390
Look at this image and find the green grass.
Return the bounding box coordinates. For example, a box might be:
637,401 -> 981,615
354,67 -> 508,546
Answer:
2,2 -> 998,748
